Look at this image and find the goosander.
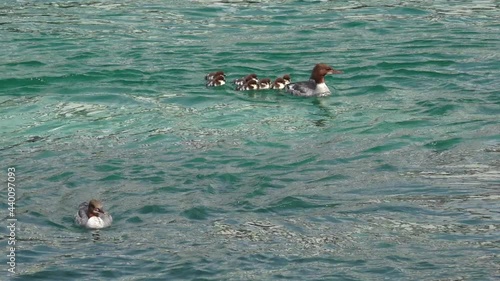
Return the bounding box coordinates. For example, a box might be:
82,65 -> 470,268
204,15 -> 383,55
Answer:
205,71 -> 225,81
206,75 -> 226,87
236,79 -> 259,91
271,77 -> 287,89
233,74 -> 258,86
282,74 -> 291,85
75,199 -> 112,229
258,78 -> 271,89
285,64 -> 342,97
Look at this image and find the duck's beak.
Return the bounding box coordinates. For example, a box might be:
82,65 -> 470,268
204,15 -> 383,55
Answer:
328,69 -> 343,74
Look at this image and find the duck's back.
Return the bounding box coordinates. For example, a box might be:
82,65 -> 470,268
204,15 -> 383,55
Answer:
286,80 -> 332,97
75,202 -> 89,226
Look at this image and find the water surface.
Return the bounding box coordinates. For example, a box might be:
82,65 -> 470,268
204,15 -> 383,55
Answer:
1,0 -> 499,280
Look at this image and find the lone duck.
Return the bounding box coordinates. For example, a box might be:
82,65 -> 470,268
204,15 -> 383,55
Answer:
75,199 -> 112,229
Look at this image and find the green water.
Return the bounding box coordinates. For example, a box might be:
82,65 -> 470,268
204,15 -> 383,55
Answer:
1,0 -> 499,280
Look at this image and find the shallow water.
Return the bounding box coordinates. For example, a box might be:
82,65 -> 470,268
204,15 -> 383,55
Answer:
1,0 -> 499,280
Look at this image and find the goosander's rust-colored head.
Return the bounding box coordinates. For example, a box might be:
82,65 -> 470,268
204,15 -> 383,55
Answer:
212,71 -> 225,76
310,64 -> 342,83
282,74 -> 291,84
245,73 -> 258,82
213,74 -> 225,82
88,199 -> 105,217
205,71 -> 225,80
274,77 -> 285,84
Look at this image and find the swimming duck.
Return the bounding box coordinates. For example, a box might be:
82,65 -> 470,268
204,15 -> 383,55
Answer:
285,64 -> 342,97
75,199 -> 112,229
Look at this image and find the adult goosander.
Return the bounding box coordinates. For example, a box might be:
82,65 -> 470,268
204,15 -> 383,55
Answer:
271,77 -> 287,89
233,74 -> 258,86
206,75 -> 226,87
75,199 -> 112,229
236,79 -> 259,91
205,71 -> 225,81
285,64 -> 342,97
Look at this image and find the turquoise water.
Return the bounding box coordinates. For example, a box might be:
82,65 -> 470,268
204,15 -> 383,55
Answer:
1,0 -> 499,280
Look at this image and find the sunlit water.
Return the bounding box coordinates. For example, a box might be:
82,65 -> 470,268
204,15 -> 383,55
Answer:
1,0 -> 499,280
